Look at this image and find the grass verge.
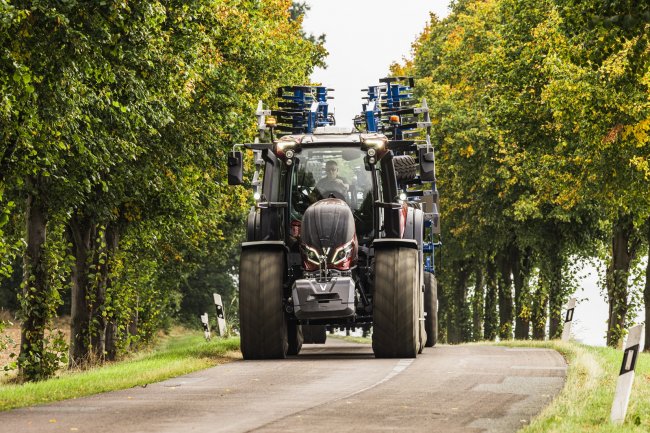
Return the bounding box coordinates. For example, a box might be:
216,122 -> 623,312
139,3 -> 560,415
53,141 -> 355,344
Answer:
496,340 -> 650,433
0,332 -> 240,412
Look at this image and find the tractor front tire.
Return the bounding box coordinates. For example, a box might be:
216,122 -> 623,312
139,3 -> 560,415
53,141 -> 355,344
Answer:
287,322 -> 303,356
372,247 -> 419,358
239,249 -> 288,359
424,272 -> 438,347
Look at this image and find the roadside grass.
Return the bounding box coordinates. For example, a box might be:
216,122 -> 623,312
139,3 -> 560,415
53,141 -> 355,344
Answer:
496,340 -> 650,433
0,332 -> 241,412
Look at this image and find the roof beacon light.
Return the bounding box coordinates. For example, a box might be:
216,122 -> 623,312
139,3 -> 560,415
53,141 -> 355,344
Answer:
389,115 -> 401,125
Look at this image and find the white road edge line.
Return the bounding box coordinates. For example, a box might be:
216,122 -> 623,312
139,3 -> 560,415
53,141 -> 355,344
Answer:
340,359 -> 415,401
242,359 -> 416,433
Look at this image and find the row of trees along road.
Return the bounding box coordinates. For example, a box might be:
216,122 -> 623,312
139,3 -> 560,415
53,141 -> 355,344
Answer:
0,0 -> 325,381
393,0 -> 649,349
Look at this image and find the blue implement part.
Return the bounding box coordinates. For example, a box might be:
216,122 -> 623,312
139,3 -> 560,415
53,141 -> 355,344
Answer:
425,256 -> 433,273
273,86 -> 334,134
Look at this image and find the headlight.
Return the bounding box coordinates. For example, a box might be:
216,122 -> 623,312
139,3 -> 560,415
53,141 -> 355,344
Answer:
276,138 -> 298,152
360,133 -> 388,150
302,244 -> 321,266
332,241 -> 354,265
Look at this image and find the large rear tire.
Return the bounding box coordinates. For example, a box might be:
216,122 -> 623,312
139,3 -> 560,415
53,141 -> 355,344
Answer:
424,272 -> 438,347
372,247 -> 419,358
239,249 -> 288,359
302,325 -> 327,344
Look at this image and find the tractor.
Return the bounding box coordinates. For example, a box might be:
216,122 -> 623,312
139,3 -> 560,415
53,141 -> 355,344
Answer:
228,78 -> 441,359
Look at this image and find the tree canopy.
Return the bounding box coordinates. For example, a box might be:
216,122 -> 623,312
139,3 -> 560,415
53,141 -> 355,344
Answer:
0,0 -> 325,380
401,0 -> 649,347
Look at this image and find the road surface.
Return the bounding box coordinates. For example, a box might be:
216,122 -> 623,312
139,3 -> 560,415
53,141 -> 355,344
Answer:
0,340 -> 566,432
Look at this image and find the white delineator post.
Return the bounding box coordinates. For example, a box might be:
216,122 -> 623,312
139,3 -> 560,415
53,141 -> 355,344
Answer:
610,324 -> 645,424
200,313 -> 211,341
213,293 -> 227,337
561,297 -> 576,341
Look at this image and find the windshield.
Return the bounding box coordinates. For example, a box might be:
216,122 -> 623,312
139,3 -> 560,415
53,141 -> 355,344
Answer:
290,146 -> 374,235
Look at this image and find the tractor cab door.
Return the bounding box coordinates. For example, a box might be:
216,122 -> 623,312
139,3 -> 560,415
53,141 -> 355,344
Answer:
247,149 -> 288,241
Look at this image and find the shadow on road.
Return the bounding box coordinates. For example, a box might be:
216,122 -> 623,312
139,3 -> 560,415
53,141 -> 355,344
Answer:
289,343 -> 375,360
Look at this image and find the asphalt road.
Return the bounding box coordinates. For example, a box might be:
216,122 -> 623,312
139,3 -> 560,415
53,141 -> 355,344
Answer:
0,340 -> 566,433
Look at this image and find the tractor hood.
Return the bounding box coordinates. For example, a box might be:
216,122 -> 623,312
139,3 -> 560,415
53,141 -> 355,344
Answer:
300,198 -> 357,271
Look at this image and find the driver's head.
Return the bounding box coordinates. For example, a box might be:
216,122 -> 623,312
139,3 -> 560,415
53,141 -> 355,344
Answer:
325,160 -> 338,180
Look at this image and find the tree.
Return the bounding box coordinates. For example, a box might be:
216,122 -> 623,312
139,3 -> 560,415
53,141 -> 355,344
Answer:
0,0 -> 326,379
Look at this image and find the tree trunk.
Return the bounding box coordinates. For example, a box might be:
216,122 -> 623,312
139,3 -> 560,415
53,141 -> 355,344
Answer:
484,260 -> 498,341
548,256 -> 564,339
90,226 -> 109,361
437,274 -> 448,343
532,252 -> 553,340
69,214 -> 95,366
18,180 -> 49,380
449,263 -> 470,344
0,127 -> 20,184
606,213 -> 638,348
512,247 -> 531,339
531,275 -> 548,340
471,266 -> 484,341
104,223 -> 120,361
129,294 -> 140,348
497,249 -> 514,340
643,218 -> 650,352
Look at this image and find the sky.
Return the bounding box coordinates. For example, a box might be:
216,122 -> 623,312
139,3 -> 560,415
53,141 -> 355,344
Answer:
302,0 -> 451,128
301,0 -> 644,346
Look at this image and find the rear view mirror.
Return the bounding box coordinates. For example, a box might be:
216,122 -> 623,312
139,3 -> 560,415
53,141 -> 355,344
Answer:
419,149 -> 435,182
228,151 -> 243,185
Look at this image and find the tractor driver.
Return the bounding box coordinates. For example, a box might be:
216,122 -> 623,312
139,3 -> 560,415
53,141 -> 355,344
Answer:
315,160 -> 349,199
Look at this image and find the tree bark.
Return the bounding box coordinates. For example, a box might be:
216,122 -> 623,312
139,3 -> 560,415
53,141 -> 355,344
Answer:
437,274 -> 448,343
531,276 -> 548,340
128,294 -> 140,348
104,223 -> 120,361
643,218 -> 650,352
512,247 -> 531,339
497,249 -> 514,340
18,179 -> 49,380
69,214 -> 95,366
484,259 -> 498,341
548,256 -> 564,339
0,126 -> 20,184
449,262 -> 470,344
606,213 -> 638,348
471,265 -> 484,341
89,226 -> 110,361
